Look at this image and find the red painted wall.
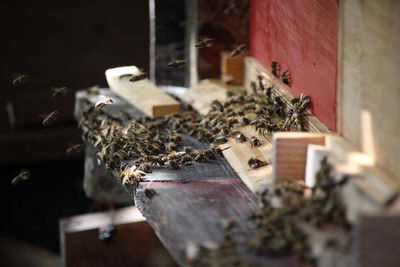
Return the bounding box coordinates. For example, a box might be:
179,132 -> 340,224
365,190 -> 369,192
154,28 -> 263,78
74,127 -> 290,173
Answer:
250,0 -> 338,131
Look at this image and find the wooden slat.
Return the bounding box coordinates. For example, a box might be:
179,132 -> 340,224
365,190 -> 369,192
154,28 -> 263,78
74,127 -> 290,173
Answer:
220,51 -> 246,84
272,132 -> 326,183
105,66 -> 180,117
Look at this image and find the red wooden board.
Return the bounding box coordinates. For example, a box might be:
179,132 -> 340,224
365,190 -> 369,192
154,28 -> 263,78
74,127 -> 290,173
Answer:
250,0 -> 338,131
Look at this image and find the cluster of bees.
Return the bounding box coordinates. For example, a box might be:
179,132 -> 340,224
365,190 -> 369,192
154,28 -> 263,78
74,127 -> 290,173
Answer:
188,158 -> 351,267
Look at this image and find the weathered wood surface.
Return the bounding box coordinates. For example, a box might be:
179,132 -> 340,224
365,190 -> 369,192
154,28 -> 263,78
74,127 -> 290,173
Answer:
74,90 -> 302,266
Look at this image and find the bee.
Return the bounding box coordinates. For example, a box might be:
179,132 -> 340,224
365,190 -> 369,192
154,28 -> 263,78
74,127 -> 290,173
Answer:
95,97 -> 114,109
271,61 -> 279,77
179,154 -> 193,165
250,136 -> 262,147
12,74 -> 29,85
52,87 -> 70,98
66,143 -> 85,155
121,167 -> 146,185
137,162 -> 152,173
129,71 -> 148,82
225,219 -> 237,231
248,157 -> 269,169
11,169 -> 30,185
235,131 -> 247,143
214,136 -> 228,145
230,44 -> 247,57
85,85 -> 100,94
168,59 -> 186,68
194,152 -> 207,162
250,81 -> 258,94
42,110 -> 59,126
165,159 -> 180,169
281,69 -> 291,86
257,75 -> 267,91
165,142 -> 177,153
183,146 -> 193,154
211,100 -> 224,112
239,116 -> 251,126
144,188 -> 157,199
195,38 -> 214,48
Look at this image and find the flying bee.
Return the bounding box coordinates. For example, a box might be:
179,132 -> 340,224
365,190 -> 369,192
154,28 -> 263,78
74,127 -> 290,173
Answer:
230,44 -> 247,57
144,188 -> 157,199
248,157 -> 269,169
52,87 -> 70,98
11,169 -> 30,185
281,69 -> 291,86
95,97 -> 113,109
195,38 -> 214,48
42,110 -> 59,126
85,85 -> 100,94
12,74 -> 29,85
235,132 -> 247,143
66,143 -> 85,155
168,59 -> 186,68
250,136 -> 262,147
271,61 -> 279,77
129,71 -> 148,82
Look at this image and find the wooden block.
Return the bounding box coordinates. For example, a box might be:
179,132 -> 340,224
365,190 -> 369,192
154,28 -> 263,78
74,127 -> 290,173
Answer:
355,215 -> 400,267
305,144 -> 329,188
272,132 -> 326,183
60,206 -> 177,267
180,79 -> 227,115
105,66 -> 180,117
220,51 -> 246,84
220,125 -> 274,192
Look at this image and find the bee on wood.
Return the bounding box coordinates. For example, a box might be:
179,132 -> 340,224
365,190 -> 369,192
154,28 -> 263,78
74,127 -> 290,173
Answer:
137,162 -> 152,173
211,100 -> 224,112
230,44 -> 247,57
52,87 -> 70,98
11,169 -> 30,185
248,157 -> 269,169
121,167 -> 146,186
86,86 -> 100,94
129,71 -> 148,82
235,131 -> 247,143
95,97 -> 114,109
239,116 -> 251,126
257,75 -> 267,91
179,154 -> 193,165
165,142 -> 177,153
168,59 -> 186,68
250,81 -> 258,94
66,144 -> 85,155
214,136 -> 228,145
183,146 -> 193,154
12,74 -> 29,85
266,85 -> 273,98
250,136 -> 262,147
195,38 -> 214,48
42,110 -> 59,126
144,188 -> 157,199
271,61 -> 279,77
165,159 -> 180,169
281,69 -> 291,86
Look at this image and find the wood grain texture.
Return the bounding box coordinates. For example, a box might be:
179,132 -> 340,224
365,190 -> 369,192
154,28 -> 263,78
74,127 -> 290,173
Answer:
338,0 -> 400,183
105,66 -> 180,117
272,132 -> 326,183
245,57 -> 330,133
220,51 -> 246,84
250,0 -> 338,131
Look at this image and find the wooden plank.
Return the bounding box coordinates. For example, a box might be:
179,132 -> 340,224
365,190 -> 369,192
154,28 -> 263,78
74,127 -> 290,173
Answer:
220,51 -> 246,84
59,207 -> 177,267
339,0 -> 400,183
105,66 -> 180,117
272,132 -> 326,183
180,79 -> 227,115
245,56 -> 331,133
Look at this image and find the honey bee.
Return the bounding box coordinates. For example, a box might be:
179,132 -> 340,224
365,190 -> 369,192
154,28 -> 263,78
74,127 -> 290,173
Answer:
239,116 -> 251,126
121,167 -> 146,185
195,38 -> 214,48
42,110 -> 59,126
12,74 -> 29,85
211,100 -> 224,112
214,136 -> 228,145
248,157 -> 269,169
257,75 -> 267,91
250,81 -> 258,94
230,44 -> 247,57
168,59 -> 186,68
95,97 -> 114,109
129,71 -> 148,82
137,162 -> 152,173
250,136 -> 262,147
183,146 -> 193,154
52,87 -> 70,98
179,154 -> 193,165
271,61 -> 279,77
144,188 -> 157,199
11,169 -> 30,185
224,219 -> 237,231
235,131 -> 247,143
165,159 -> 180,169
66,143 -> 85,155
281,69 -> 291,86
85,86 -> 100,94
165,142 -> 177,153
